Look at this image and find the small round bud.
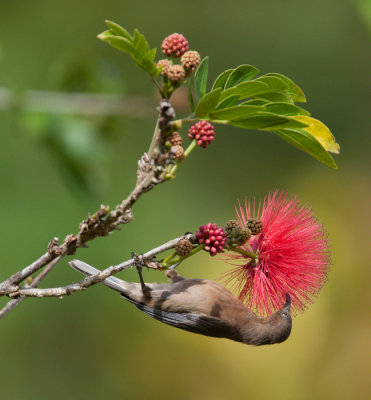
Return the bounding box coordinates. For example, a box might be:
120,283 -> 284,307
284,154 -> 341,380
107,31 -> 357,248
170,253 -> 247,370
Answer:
225,220 -> 251,247
181,51 -> 201,74
171,145 -> 185,161
225,219 -> 240,234
237,227 -> 252,245
161,33 -> 189,57
171,120 -> 183,131
175,238 -> 193,256
156,59 -> 172,76
195,223 -> 227,256
246,218 -> 263,235
188,121 -> 215,148
167,64 -> 185,82
170,131 -> 183,146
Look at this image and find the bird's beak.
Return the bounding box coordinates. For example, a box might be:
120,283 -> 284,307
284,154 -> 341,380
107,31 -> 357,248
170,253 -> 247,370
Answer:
283,293 -> 291,312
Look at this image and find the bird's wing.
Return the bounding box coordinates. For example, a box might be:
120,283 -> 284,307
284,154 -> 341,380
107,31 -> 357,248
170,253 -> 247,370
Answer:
120,293 -> 240,340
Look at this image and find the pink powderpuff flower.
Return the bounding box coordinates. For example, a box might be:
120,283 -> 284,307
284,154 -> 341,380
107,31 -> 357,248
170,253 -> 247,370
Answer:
222,191 -> 330,316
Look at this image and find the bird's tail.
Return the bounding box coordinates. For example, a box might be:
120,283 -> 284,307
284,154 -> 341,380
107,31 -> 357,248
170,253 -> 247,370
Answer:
69,259 -> 131,294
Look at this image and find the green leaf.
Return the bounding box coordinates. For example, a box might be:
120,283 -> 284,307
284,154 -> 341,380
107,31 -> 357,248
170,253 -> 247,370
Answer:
274,128 -> 337,169
215,95 -> 240,110
241,99 -> 269,106
265,73 -> 306,102
224,64 -> 260,89
255,91 -> 293,103
228,112 -> 308,130
133,29 -> 150,62
293,116 -> 340,154
188,75 -> 195,113
98,34 -> 134,54
104,20 -> 132,41
97,30 -> 115,39
140,58 -> 157,75
154,66 -> 163,76
196,88 -> 222,118
143,47 -> 157,64
264,102 -> 310,116
99,25 -> 158,77
210,105 -> 264,121
211,69 -> 233,91
254,75 -> 288,92
195,56 -> 209,103
219,81 -> 269,102
139,49 -> 158,76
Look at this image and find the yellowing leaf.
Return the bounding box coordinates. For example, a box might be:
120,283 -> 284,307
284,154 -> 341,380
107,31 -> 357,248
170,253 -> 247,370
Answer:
293,116 -> 340,154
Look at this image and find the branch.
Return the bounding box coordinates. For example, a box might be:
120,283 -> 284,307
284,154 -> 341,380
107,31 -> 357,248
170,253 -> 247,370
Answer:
0,256 -> 61,319
5,234 -> 193,299
0,100 -> 178,310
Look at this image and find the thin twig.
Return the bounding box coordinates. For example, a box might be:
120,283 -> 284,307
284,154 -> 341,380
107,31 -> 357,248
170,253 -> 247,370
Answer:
0,166 -> 157,295
0,100 -> 178,316
0,256 -> 62,319
6,234 -> 193,298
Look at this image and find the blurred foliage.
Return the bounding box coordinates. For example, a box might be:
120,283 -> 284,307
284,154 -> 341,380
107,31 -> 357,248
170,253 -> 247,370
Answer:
23,113 -> 108,201
0,1 -> 370,399
356,0 -> 371,34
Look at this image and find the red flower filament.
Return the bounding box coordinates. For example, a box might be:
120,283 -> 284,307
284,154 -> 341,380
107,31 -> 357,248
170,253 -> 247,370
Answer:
223,191 -> 330,316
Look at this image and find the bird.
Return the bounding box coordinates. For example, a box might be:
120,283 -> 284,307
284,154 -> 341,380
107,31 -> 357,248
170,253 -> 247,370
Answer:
69,259 -> 292,346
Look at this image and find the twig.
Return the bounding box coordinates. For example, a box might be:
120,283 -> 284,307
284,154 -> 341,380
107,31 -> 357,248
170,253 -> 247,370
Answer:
6,234 -> 193,298
0,256 -> 62,319
0,99 -> 177,315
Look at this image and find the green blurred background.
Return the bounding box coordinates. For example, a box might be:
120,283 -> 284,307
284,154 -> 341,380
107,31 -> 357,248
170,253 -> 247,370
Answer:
1,0 -> 370,399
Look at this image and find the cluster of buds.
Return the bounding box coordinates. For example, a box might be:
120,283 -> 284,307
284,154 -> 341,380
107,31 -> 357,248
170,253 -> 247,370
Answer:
188,121 -> 215,148
225,220 -> 251,246
195,223 -> 227,256
157,34 -> 200,84
161,33 -> 189,57
168,132 -> 184,161
169,131 -> 183,146
224,218 -> 263,247
181,51 -> 201,76
175,238 -> 193,257
246,218 -> 263,235
156,34 -> 216,155
171,145 -> 184,161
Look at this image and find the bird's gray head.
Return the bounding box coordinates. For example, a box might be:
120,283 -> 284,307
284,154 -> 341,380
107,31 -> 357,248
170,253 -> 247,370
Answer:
241,293 -> 292,346
277,292 -> 291,321
265,293 -> 292,344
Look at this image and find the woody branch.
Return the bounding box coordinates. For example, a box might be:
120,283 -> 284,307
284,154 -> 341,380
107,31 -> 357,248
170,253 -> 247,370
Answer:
0,99 -> 176,315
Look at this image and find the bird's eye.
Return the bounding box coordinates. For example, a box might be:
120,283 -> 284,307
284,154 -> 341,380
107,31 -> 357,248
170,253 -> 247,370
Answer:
281,312 -> 288,317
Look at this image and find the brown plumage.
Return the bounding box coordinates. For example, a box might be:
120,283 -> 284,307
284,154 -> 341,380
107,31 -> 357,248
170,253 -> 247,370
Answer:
69,260 -> 292,346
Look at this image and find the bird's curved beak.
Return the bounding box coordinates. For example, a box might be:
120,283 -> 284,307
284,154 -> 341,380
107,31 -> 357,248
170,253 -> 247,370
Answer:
284,293 -> 291,312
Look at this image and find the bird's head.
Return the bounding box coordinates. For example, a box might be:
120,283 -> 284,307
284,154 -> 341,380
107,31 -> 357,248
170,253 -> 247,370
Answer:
240,293 -> 292,346
276,292 -> 292,320
266,293 -> 292,343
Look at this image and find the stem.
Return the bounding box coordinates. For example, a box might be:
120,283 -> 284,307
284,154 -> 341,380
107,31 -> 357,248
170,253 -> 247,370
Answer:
162,251 -> 176,265
184,139 -> 197,157
225,246 -> 257,259
162,245 -> 204,268
181,118 -> 198,124
151,77 -> 162,92
166,139 -> 197,178
147,117 -> 160,159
